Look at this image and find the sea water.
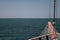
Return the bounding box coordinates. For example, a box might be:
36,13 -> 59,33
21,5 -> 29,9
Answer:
0,18 -> 60,40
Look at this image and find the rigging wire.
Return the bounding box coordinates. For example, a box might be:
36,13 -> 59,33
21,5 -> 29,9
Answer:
49,0 -> 57,25
55,0 -> 57,24
53,0 -> 56,22
49,0 -> 51,21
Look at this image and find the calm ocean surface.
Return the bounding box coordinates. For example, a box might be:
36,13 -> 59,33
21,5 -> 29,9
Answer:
0,18 -> 60,40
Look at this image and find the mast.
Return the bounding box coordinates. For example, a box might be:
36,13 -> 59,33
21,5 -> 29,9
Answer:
53,0 -> 56,25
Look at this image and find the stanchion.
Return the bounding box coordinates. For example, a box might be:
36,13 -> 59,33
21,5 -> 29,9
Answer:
39,37 -> 42,40
46,35 -> 49,40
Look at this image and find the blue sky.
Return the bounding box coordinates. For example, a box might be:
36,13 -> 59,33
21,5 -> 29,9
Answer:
0,0 -> 60,18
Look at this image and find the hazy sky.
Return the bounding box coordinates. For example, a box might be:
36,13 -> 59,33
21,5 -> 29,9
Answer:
0,0 -> 60,18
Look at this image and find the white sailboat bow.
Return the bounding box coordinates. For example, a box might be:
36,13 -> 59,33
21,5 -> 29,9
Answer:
28,21 -> 60,40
